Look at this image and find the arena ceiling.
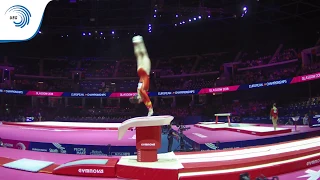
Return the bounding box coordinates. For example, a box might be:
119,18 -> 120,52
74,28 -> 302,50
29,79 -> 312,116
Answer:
41,0 -> 320,35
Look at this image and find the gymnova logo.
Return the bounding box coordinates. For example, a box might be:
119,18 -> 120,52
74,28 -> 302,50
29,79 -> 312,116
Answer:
78,169 -> 104,174
141,143 -> 155,146
307,159 -> 320,166
0,0 -> 52,42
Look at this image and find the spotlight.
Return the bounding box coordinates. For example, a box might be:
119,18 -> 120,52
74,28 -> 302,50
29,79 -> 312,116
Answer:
198,16 -> 201,19
148,24 -> 151,27
111,31 -> 115,35
38,31 -> 42,34
88,33 -> 91,36
193,17 -> 196,20
154,9 -> 157,13
100,32 -> 103,35
182,21 -> 185,24
82,33 -> 85,36
208,15 -> 211,18
154,15 -> 157,18
176,14 -> 178,18
189,19 -> 191,22
174,24 -> 177,26
243,7 -> 247,11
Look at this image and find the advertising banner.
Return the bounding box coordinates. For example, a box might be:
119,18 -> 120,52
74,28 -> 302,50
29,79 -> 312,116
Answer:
28,142 -> 137,155
311,115 -> 320,128
1,139 -> 30,150
198,85 -> 240,94
291,72 -> 320,84
0,72 -> 318,98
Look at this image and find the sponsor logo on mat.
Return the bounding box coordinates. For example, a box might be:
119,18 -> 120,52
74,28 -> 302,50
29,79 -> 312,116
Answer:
192,133 -> 207,138
298,169 -> 320,179
111,152 -> 130,156
32,148 -> 47,152
141,143 -> 155,147
90,150 -> 107,156
74,148 -> 86,155
3,143 -> 13,148
52,143 -> 67,154
16,142 -> 26,150
78,169 -> 104,174
307,159 -> 320,166
204,143 -> 219,150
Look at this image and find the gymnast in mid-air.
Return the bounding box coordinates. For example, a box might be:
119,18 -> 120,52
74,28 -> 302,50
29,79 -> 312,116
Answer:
129,35 -> 154,116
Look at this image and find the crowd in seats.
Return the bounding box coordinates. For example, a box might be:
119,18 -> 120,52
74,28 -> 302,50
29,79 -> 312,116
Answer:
155,78 -> 185,91
185,75 -> 218,89
238,48 -> 298,68
53,116 -> 130,123
154,74 -> 218,91
300,63 -> 320,75
9,58 -> 40,76
82,60 -> 115,78
284,96 -> 320,115
269,48 -> 297,64
0,105 -> 55,122
12,79 -> 73,92
238,50 -> 272,68
233,64 -> 299,84
80,81 -> 104,92
158,57 -> 195,76
194,53 -> 232,73
43,60 -> 77,77
219,100 -> 271,117
117,61 -> 136,77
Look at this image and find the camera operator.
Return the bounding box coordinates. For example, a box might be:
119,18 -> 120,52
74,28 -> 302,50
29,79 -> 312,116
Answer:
167,124 -> 178,152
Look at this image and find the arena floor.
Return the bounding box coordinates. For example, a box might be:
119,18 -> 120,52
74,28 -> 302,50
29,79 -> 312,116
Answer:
1,139 -> 320,180
182,124 -> 314,144
0,121 -> 320,179
1,121 -> 318,153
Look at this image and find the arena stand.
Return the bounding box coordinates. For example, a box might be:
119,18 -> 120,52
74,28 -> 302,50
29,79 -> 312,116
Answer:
0,48 -> 320,180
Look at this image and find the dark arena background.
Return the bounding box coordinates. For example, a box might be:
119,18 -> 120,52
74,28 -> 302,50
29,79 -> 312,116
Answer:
0,0 -> 320,180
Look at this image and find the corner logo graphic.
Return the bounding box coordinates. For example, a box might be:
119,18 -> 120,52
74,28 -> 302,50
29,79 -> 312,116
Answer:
0,0 -> 52,42
5,5 -> 31,28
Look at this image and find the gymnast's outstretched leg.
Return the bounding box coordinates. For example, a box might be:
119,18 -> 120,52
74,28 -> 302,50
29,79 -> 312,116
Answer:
132,35 -> 154,116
